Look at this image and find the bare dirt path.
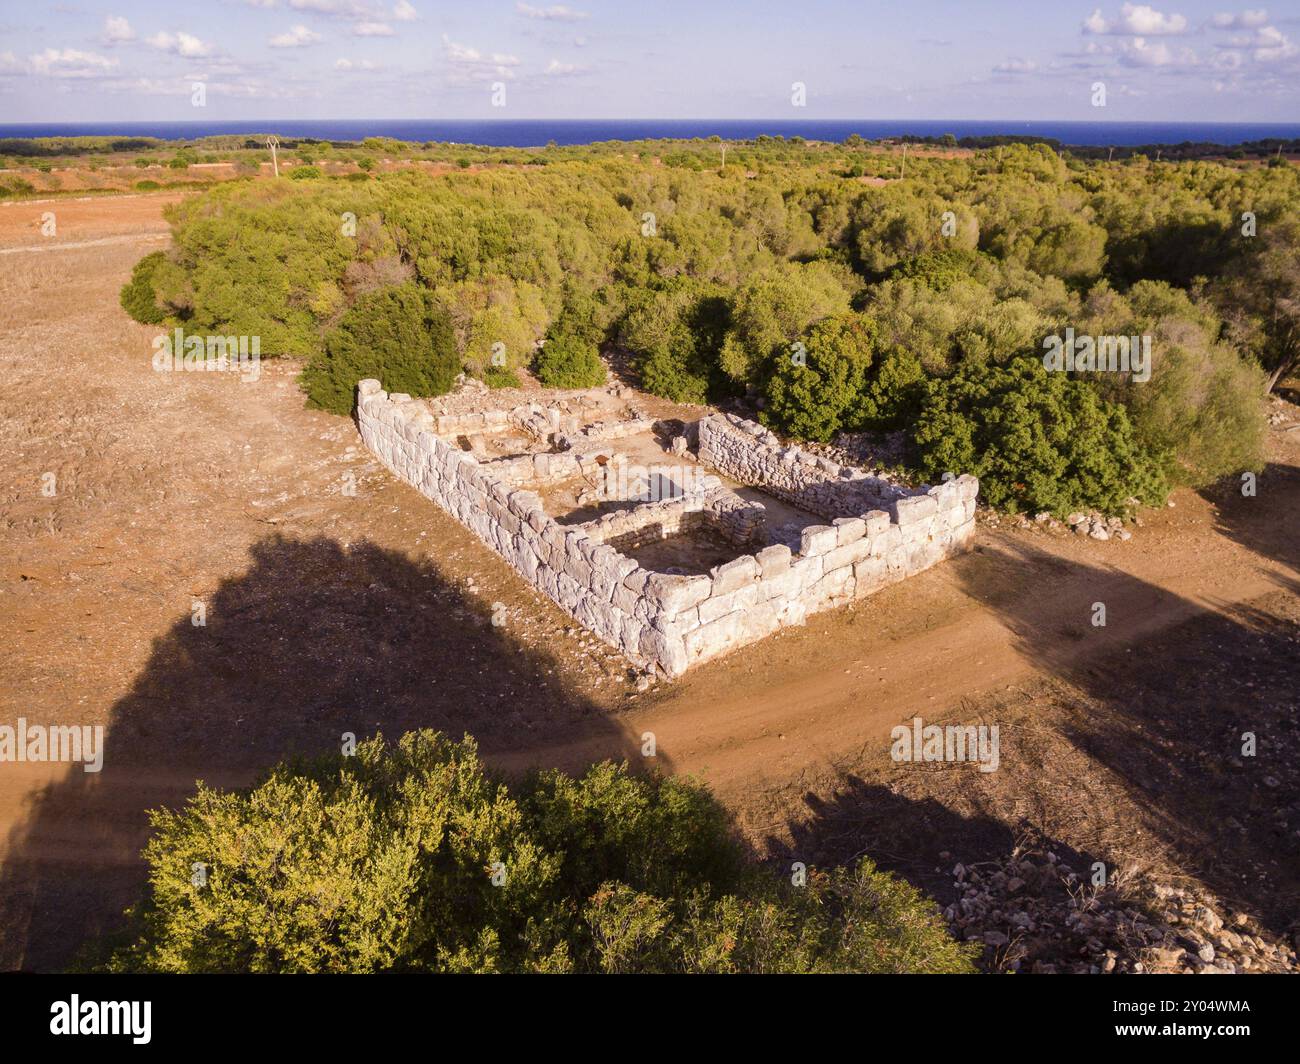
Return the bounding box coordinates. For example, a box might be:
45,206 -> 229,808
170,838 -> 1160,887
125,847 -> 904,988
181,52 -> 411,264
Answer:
1,193 -> 1297,970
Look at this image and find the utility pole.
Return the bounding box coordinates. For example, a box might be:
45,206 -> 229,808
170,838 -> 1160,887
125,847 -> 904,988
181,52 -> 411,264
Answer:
267,135 -> 280,178
720,143 -> 727,170
1107,146 -> 1114,163
900,142 -> 908,179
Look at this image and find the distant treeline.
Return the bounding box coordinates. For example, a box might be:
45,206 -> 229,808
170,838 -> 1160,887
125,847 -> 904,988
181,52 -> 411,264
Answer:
5,132 -> 1298,163
0,137 -> 162,157
894,133 -> 1300,161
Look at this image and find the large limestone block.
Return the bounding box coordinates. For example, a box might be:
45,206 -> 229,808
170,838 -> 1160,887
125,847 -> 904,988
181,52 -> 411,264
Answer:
833,517 -> 866,545
822,536 -> 873,573
853,556 -> 887,595
790,554 -> 824,592
644,573 -> 713,614
756,543 -> 792,576
709,555 -> 759,595
799,525 -> 838,557
895,494 -> 939,526
684,611 -> 744,662
639,625 -> 688,677
743,600 -> 784,638
698,583 -> 759,624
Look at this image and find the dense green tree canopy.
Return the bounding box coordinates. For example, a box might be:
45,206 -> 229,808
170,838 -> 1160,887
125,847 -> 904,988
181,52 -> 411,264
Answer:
120,140 -> 1294,513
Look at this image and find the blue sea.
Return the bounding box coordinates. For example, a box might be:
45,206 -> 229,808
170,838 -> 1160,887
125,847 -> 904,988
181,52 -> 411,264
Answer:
2,119 -> 1298,148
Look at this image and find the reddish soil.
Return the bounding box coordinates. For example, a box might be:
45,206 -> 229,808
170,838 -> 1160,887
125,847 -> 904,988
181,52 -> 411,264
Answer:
1,193 -> 1297,971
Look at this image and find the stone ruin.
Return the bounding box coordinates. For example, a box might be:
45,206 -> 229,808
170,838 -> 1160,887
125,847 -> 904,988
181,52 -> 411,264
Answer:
355,378 -> 978,677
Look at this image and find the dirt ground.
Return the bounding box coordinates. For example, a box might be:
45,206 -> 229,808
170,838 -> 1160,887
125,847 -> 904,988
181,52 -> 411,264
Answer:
1,193 -> 1297,972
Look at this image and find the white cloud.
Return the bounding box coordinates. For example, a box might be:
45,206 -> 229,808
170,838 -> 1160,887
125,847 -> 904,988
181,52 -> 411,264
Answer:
1210,9 -> 1270,29
102,16 -> 135,44
1083,4 -> 1188,36
28,48 -> 120,78
992,57 -> 1038,73
516,3 -> 588,21
543,58 -> 582,75
270,24 -> 322,48
1250,24 -> 1297,61
1120,35 -> 1200,66
393,0 -> 418,21
353,21 -> 394,36
288,0 -> 373,15
336,57 -> 379,70
441,34 -> 521,81
146,31 -> 213,58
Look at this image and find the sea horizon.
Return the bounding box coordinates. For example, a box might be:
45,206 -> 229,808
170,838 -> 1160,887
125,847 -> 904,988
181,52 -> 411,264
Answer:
4,117 -> 1300,148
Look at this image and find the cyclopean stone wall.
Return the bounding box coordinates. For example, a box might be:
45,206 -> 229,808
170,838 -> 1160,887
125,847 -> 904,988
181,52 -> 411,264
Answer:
356,381 -> 978,677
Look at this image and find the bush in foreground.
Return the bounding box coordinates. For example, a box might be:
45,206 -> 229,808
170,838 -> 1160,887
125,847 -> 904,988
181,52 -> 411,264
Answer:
97,731 -> 976,974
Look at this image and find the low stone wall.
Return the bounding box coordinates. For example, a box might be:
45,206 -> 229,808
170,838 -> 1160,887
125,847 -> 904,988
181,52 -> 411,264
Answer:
580,481 -> 766,551
356,382 -> 978,677
699,413 -> 911,519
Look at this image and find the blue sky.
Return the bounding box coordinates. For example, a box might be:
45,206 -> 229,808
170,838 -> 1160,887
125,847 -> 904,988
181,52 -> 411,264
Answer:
1,1 -> 1297,122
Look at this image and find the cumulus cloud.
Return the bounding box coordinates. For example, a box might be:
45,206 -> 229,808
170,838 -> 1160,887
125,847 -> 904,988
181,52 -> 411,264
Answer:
516,3 -> 588,21
1084,4 -> 1188,36
441,34 -> 520,81
336,57 -> 379,70
269,25 -> 322,47
146,31 -> 213,58
1210,9 -> 1270,29
393,0 -> 418,20
1249,24 -> 1297,61
28,48 -> 119,78
102,16 -> 135,44
353,21 -> 394,36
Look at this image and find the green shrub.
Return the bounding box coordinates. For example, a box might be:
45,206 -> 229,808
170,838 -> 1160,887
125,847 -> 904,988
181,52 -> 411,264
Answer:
534,332 -> 606,388
289,165 -> 323,180
620,281 -> 729,405
718,261 -> 852,383
96,730 -> 976,974
914,356 -> 1168,515
134,180 -> 160,191
760,314 -> 876,442
852,345 -> 927,430
119,251 -> 168,325
0,178 -> 35,197
302,283 -> 459,414
483,365 -> 521,388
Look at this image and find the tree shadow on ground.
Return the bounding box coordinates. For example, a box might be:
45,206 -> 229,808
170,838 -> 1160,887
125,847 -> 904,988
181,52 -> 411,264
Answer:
944,537 -> 1299,940
763,533 -> 1298,950
0,534 -> 649,971
1198,461 -> 1300,595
